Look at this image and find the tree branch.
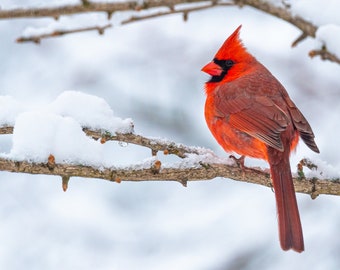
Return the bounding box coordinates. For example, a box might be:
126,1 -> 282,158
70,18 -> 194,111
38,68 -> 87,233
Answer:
309,48 -> 340,65
237,0 -> 317,38
83,128 -> 203,158
1,0 -> 339,63
0,153 -> 339,197
0,126 -> 13,135
121,2 -> 234,25
0,1 -> 216,19
0,0 -> 319,37
16,24 -> 112,44
1,125 -> 339,196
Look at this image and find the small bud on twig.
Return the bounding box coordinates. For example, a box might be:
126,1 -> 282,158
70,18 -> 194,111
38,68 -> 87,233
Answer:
62,175 -> 70,192
47,154 -> 56,170
151,160 -> 162,174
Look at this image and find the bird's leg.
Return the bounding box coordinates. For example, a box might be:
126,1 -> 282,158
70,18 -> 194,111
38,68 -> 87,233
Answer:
229,155 -> 246,180
229,155 -> 246,169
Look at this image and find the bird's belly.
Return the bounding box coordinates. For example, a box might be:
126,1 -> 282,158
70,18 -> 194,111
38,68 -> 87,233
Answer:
207,116 -> 268,160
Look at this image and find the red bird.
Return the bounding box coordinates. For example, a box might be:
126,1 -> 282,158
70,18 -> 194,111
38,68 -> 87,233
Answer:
202,25 -> 319,252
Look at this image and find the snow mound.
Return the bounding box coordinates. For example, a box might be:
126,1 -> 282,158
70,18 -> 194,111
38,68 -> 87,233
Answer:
0,91 -> 134,166
9,111 -> 105,165
49,91 -> 133,134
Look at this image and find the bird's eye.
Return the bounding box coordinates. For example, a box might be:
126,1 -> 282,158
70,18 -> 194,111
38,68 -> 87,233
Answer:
225,60 -> 234,67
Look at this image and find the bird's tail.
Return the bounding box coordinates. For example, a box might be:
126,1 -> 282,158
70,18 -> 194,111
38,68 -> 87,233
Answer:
269,155 -> 304,252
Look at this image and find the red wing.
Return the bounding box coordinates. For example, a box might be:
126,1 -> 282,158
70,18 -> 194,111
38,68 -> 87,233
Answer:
284,97 -> 320,153
215,95 -> 289,151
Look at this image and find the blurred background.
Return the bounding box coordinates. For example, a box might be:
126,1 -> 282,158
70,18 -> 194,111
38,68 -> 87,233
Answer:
1,1 -> 340,269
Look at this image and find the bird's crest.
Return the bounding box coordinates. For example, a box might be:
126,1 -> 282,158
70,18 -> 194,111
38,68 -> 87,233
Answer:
214,25 -> 252,62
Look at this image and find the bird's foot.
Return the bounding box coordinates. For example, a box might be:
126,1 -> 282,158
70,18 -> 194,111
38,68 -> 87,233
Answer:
229,155 -> 246,170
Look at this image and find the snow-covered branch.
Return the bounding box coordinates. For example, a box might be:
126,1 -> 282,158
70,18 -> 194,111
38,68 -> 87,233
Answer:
0,124 -> 339,196
0,91 -> 338,194
83,128 -> 202,158
0,0 -> 339,64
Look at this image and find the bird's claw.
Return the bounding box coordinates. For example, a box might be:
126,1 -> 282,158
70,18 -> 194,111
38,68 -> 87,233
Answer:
229,155 -> 246,170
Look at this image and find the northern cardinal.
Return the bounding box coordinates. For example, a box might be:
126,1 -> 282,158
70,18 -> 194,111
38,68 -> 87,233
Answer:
202,25 -> 319,252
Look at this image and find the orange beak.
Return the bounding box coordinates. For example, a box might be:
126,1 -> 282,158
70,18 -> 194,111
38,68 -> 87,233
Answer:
201,61 -> 223,76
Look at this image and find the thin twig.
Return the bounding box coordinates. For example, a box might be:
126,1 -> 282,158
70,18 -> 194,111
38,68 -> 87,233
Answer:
121,2 -> 233,25
309,48 -> 340,64
83,128 -> 203,158
291,32 -> 308,47
16,24 -> 112,44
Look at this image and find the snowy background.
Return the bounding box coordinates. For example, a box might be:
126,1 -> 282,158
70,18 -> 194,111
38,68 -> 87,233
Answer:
1,0 -> 340,269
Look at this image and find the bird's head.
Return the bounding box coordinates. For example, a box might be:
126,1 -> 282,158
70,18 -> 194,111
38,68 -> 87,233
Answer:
202,25 -> 256,84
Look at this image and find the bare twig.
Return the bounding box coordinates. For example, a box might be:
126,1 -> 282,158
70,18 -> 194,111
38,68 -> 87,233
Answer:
291,32 -> 308,47
121,5 -> 207,25
121,2 -> 233,25
16,24 -> 112,44
309,48 -> 340,64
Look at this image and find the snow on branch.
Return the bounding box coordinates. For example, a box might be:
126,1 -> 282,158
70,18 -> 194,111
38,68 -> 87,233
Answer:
1,0 -> 339,64
1,125 -> 340,196
0,91 -> 339,195
82,128 -> 202,158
